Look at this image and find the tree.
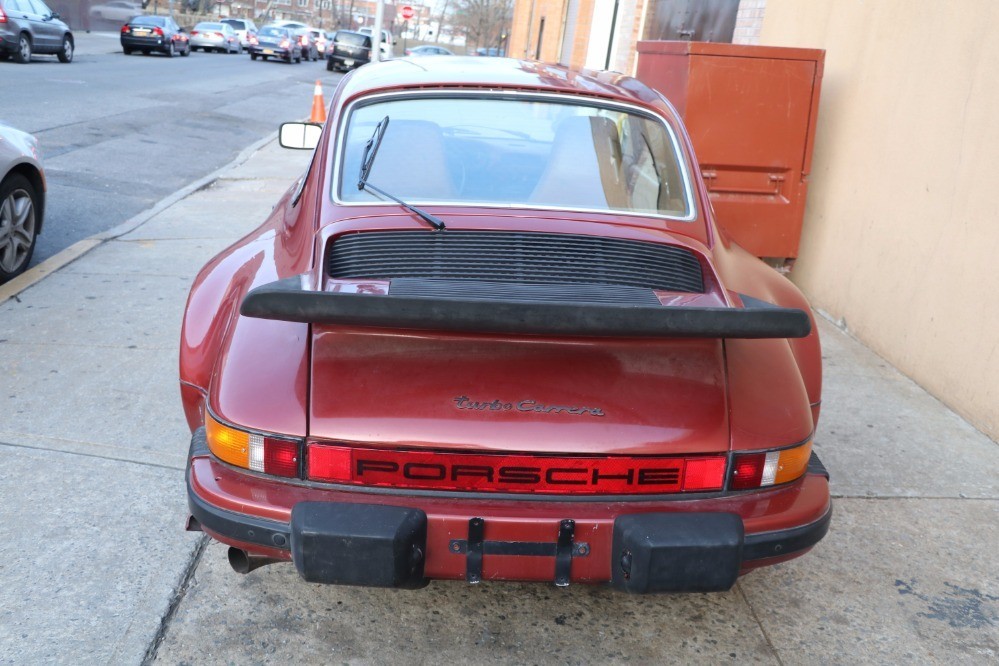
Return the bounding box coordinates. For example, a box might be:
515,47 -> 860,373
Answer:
452,0 -> 512,50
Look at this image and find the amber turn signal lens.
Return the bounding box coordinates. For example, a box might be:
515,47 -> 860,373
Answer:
206,413 -> 250,469
773,441 -> 812,485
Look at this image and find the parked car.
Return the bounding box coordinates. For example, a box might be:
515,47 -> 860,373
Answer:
0,123 -> 44,283
405,45 -> 453,56
0,0 -> 74,64
308,28 -> 326,56
89,0 -> 141,23
325,29 -> 369,72
181,58 -> 831,593
294,27 -> 319,61
247,24 -> 301,64
189,21 -> 240,54
358,26 -> 393,58
120,14 -> 190,56
220,17 -> 257,48
472,47 -> 504,57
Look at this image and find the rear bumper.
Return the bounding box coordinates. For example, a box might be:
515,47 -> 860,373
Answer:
190,37 -> 226,48
121,35 -> 169,52
186,429 -> 832,592
329,53 -> 369,68
249,45 -> 292,57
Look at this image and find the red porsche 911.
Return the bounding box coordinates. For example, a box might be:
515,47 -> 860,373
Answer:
180,58 -> 830,593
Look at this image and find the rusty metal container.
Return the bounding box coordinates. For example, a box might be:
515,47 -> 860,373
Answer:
636,41 -> 825,260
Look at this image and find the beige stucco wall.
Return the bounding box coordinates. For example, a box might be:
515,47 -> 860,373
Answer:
760,0 -> 999,440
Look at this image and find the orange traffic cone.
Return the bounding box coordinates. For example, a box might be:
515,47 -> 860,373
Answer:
310,79 -> 327,124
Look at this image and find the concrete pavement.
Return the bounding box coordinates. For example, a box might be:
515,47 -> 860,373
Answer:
0,138 -> 996,663
72,31 -> 121,56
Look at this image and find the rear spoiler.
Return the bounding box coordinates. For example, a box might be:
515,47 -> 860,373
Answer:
240,276 -> 811,339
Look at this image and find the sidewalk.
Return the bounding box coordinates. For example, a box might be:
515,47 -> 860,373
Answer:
0,139 -> 996,663
0,139 -> 312,663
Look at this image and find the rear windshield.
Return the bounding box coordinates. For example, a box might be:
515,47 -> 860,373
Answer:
337,95 -> 693,219
259,26 -> 288,38
336,32 -> 369,47
196,23 -> 224,30
131,16 -> 166,27
222,19 -> 246,29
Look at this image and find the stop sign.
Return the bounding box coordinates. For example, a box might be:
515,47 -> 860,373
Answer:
401,5 -> 415,20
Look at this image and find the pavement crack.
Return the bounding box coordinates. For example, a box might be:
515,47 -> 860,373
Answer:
141,534 -> 209,665
737,581 -> 785,666
0,439 -> 184,472
831,494 -> 998,501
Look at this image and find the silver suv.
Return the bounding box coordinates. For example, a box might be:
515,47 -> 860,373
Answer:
221,17 -> 258,49
0,0 -> 74,63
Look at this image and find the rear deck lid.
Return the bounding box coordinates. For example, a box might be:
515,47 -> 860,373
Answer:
308,328 -> 730,456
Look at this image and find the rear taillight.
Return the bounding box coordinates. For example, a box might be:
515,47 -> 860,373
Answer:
280,38 -> 290,48
205,411 -> 302,478
153,26 -> 164,36
214,31 -> 223,38
121,24 -> 130,33
0,7 -> 8,23
730,441 -> 812,490
190,30 -> 199,35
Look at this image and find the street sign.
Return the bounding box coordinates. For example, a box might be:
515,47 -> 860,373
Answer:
401,5 -> 414,20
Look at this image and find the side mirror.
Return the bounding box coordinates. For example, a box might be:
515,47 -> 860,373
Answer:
49,12 -> 60,19
279,122 -> 322,150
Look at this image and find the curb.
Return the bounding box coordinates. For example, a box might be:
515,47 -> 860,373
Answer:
0,131 -> 277,306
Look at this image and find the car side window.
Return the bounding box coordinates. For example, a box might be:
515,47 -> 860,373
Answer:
26,0 -> 49,15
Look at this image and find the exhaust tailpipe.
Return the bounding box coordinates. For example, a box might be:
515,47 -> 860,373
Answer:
227,547 -> 282,574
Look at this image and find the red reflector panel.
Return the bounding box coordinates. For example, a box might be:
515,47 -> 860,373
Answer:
682,456 -> 727,490
730,452 -> 765,490
307,443 -> 725,495
308,444 -> 352,482
264,438 -> 299,478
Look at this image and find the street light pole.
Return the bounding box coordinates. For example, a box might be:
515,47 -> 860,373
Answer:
371,0 -> 383,63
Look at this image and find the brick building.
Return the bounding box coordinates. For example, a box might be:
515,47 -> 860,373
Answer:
508,0 -> 765,74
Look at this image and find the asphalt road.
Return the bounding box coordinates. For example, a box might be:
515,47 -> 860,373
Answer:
0,32 -> 335,267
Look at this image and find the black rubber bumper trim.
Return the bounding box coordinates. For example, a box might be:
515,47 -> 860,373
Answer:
743,504 -> 832,562
240,275 -> 811,339
807,451 -> 830,479
189,426 -> 210,458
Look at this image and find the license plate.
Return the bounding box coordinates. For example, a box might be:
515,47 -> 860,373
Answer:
263,49 -> 274,55
134,29 -> 149,36
345,58 -> 354,66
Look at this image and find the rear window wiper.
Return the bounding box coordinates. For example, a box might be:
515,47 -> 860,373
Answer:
357,115 -> 446,231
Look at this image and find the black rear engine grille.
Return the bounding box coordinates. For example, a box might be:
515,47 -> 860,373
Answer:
328,231 -> 705,293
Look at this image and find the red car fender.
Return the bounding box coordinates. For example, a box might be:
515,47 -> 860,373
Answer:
180,180 -> 318,435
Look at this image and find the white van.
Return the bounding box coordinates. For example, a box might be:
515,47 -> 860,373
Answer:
358,27 -> 394,59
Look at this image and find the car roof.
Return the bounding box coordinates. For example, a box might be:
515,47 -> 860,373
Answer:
335,57 -> 667,111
